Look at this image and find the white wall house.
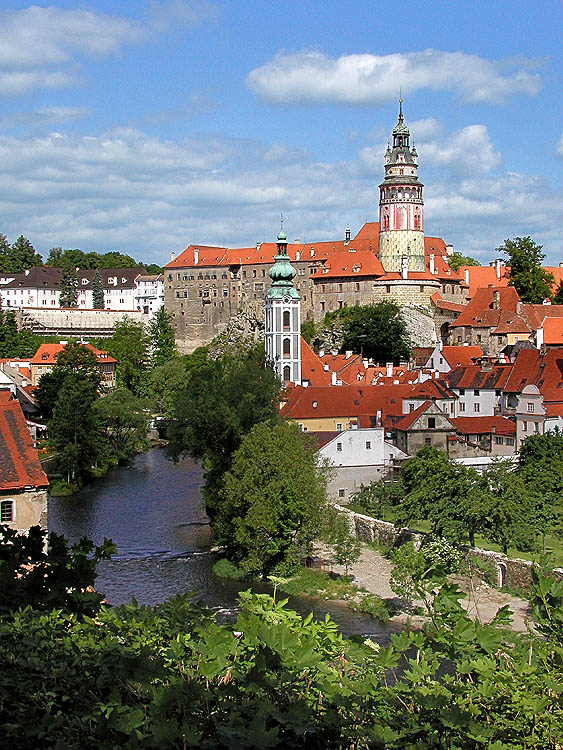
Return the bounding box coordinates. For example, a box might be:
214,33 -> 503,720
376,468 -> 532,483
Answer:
134,274 -> 164,317
449,386 -> 501,417
318,428 -> 407,502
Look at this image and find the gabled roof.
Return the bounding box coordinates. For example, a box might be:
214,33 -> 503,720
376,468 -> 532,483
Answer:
31,343 -> 116,366
491,310 -> 531,335
451,416 -> 516,436
504,348 -> 563,402
0,392 -> 48,490
523,304 -> 563,332
311,251 -> 384,279
430,291 -> 467,313
2,266 -> 146,290
408,378 -> 458,400
446,364 -> 512,390
541,317 -> 563,345
300,339 -> 331,386
393,400 -> 433,431
453,286 -> 521,328
281,384 -> 407,421
440,346 -> 483,368
460,265 -> 563,298
411,347 -> 434,367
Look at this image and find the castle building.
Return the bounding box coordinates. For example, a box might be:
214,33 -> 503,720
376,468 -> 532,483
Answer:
164,104 -> 467,353
264,223 -> 301,384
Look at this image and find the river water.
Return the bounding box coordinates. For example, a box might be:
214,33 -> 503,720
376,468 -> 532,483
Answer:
48,448 -> 399,640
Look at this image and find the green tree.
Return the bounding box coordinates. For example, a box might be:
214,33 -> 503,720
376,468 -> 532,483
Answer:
498,236 -> 555,303
59,265 -> 79,307
167,344 -> 282,515
397,447 -> 485,546
49,374 -> 100,484
47,247 -> 86,268
0,233 -> 11,272
56,341 -> 103,389
324,510 -> 361,576
143,263 -> 163,274
94,388 -> 149,462
351,480 -> 398,520
92,269 -> 105,309
448,251 -> 481,272
553,281 -> 563,305
216,421 -> 329,576
149,307 -> 176,367
105,317 -> 150,394
10,235 -> 42,272
142,357 -> 187,417
480,459 -> 536,555
518,431 -> 563,551
324,302 -> 410,363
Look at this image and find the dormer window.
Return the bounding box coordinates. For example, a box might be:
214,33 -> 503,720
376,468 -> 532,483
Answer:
82,278 -> 88,285
121,277 -> 127,284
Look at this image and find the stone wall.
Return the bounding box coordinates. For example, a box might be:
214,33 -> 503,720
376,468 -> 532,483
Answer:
334,504 -> 563,589
19,308 -> 148,337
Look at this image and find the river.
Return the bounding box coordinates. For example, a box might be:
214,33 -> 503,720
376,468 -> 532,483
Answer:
48,448 -> 400,640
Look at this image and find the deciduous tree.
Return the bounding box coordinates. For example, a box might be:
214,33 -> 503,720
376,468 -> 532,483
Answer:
216,420 -> 329,576
105,317 -> 150,394
149,307 -> 176,366
498,236 -> 555,303
448,251 -> 481,272
94,388 -> 149,462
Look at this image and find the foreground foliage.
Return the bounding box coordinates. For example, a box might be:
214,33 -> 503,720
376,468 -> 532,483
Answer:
1,527 -> 562,748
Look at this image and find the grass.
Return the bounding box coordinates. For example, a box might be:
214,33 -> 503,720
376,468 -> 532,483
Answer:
278,567 -> 364,601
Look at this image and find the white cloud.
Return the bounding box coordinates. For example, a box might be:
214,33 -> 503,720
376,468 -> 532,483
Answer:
556,135 -> 563,158
0,106 -> 88,130
247,50 -> 543,105
0,3 -> 216,96
408,118 -> 441,141
419,125 -> 501,174
0,128 -> 560,265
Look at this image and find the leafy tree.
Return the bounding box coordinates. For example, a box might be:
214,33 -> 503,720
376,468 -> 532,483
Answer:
448,251 -> 481,272
518,431 -> 563,551
149,307 -> 176,367
55,341 -> 103,390
0,525 -> 114,616
167,344 -> 282,515
0,310 -> 51,358
35,369 -> 67,421
216,421 -> 329,576
350,480 -> 398,520
10,235 -> 42,272
324,510 -> 361,576
553,281 -> 563,305
49,373 -> 100,484
397,447 -> 485,546
301,319 -> 315,344
105,317 -> 150,394
479,459 -> 536,555
323,302 -> 410,363
498,236 -> 555,303
59,264 -> 79,307
142,357 -> 187,417
94,388 -> 149,462
92,269 -> 105,309
47,247 -> 85,268
0,233 -> 11,272
143,263 -> 163,274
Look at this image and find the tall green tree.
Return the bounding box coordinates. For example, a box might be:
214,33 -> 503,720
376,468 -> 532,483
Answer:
49,374 -> 100,484
59,265 -> 79,307
167,344 -> 282,515
216,420 -> 329,576
0,233 -> 11,272
35,342 -> 102,419
92,269 -> 105,309
10,235 -> 42,272
448,251 -> 481,272
553,281 -> 563,305
94,388 -> 149,462
498,236 -> 555,303
323,302 -> 410,363
105,317 -> 150,394
149,307 -> 176,367
142,357 -> 187,417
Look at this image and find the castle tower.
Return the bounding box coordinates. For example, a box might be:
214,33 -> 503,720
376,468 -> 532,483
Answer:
378,100 -> 425,273
265,220 -> 301,384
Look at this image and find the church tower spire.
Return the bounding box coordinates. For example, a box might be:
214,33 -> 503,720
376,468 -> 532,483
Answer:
265,218 -> 301,385
378,100 -> 425,273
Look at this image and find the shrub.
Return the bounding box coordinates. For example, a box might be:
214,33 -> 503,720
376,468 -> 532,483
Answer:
353,594 -> 392,623
212,558 -> 248,580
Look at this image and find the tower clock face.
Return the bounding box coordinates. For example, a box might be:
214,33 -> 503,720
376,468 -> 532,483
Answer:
283,296 -> 290,304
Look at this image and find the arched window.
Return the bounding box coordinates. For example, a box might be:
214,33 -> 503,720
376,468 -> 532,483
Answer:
283,338 -> 291,358
396,206 -> 407,230
283,365 -> 291,382
283,310 -> 290,330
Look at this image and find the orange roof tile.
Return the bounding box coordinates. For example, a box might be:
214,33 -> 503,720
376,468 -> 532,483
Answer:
453,286 -> 521,328
300,339 -> 332,386
542,317 -> 563,345
441,346 -> 483,368
31,343 -> 116,366
446,364 -> 512,390
451,416 -> 516,436
393,401 -> 433,431
0,392 -> 48,490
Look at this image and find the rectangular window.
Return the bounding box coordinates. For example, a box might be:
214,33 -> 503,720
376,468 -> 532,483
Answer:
522,421 -> 527,432
459,403 -> 466,412
409,403 -> 415,413
459,389 -> 465,395
0,500 -> 13,523
253,269 -> 257,278
527,402 -> 534,413
425,437 -> 432,446
506,437 -> 515,446
336,442 -> 342,452
428,417 -> 436,428
473,403 -> 480,413
336,423 -> 343,432
365,441 -> 371,450
338,489 -> 345,498
474,389 -> 479,396
495,436 -> 504,445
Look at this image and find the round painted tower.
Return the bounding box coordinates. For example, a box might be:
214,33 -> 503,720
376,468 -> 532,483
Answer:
378,101 -> 425,273
265,221 -> 301,385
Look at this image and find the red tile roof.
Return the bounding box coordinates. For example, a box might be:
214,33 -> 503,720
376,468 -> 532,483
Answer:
430,292 -> 467,313
281,384 -> 407,421
453,286 -> 521,328
408,378 -> 458,400
504,348 -> 563,403
31,343 -> 116,366
0,392 -> 48,490
440,346 -> 483,368
460,265 -> 563,297
393,401 -> 433,431
451,416 -> 516,436
446,364 -> 512,390
542,317 -> 563,345
312,250 -> 385,279
300,339 -> 332,386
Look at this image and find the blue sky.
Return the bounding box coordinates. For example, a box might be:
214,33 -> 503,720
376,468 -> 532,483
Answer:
0,0 -> 561,265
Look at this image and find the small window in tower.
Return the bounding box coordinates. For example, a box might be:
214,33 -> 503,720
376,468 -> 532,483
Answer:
283,310 -> 290,330
283,365 -> 291,382
399,168 -> 404,175
283,338 -> 290,358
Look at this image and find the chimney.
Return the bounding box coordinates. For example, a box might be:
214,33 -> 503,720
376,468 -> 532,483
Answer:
495,258 -> 502,280
345,225 -> 351,243
464,268 -> 470,285
363,359 -> 368,369
345,350 -> 352,359
331,371 -> 337,385
319,348 -> 324,357
24,269 -> 30,276
323,363 -> 329,371
429,254 -> 435,275
170,252 -> 175,262
296,250 -> 300,261
376,409 -> 382,426
386,362 -> 393,377
256,242 -> 261,250
536,326 -> 544,349
193,248 -> 199,265
445,244 -> 454,256
492,290 -> 500,309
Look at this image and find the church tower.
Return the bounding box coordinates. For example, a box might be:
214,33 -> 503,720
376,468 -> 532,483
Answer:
265,221 -> 301,384
378,100 -> 425,273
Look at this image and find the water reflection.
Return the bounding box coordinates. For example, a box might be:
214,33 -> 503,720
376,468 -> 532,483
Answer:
49,448 -> 398,640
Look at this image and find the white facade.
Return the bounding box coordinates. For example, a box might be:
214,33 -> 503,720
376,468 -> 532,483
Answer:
134,275 -> 164,317
319,428 -> 407,501
265,296 -> 301,384
452,387 -> 501,417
